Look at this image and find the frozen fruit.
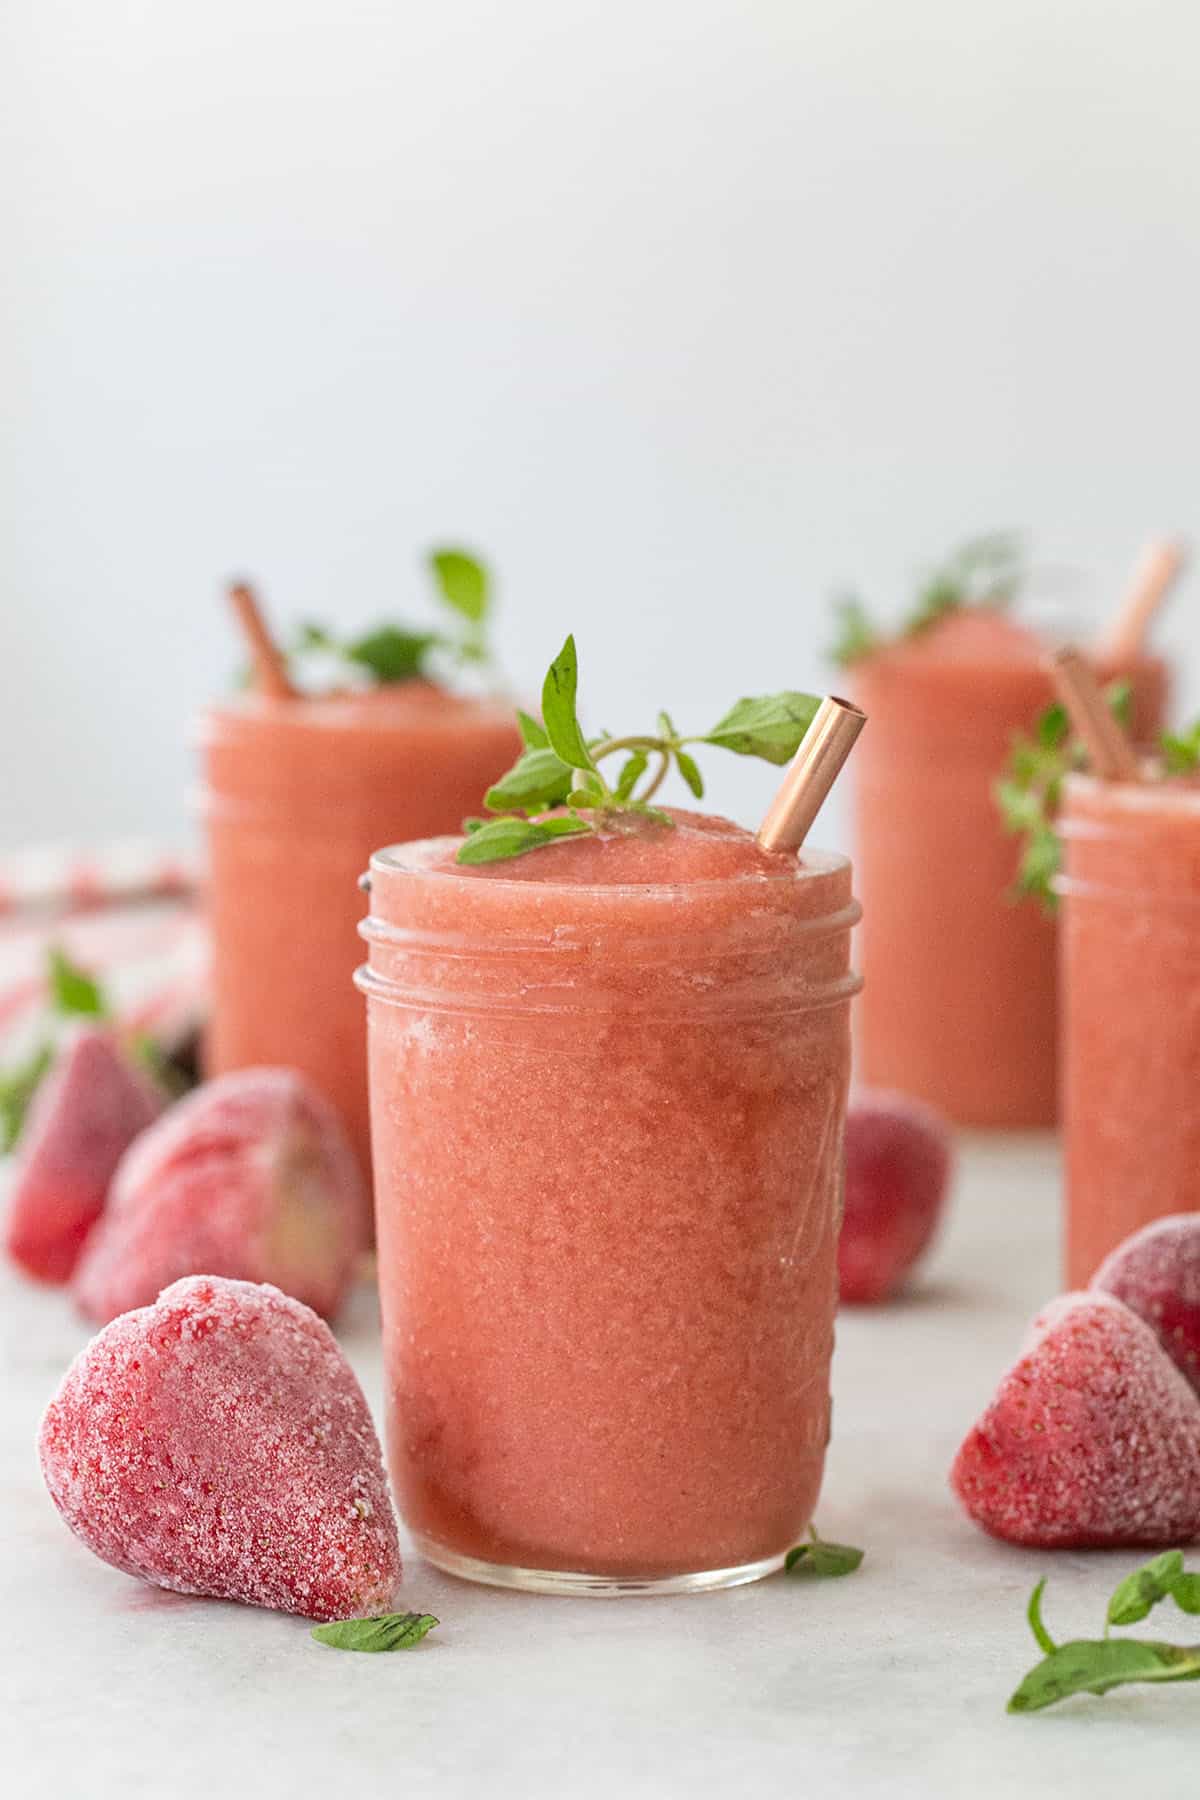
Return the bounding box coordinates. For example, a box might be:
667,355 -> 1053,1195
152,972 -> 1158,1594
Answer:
73,1068 -> 369,1325
5,1028 -> 165,1283
837,1090 -> 952,1304
39,1275 -> 400,1619
1093,1214 -> 1200,1397
950,1292 -> 1200,1549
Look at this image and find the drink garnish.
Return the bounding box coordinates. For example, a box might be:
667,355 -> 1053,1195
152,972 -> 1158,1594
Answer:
458,633 -> 826,864
230,547 -> 495,691
829,532 -> 1023,666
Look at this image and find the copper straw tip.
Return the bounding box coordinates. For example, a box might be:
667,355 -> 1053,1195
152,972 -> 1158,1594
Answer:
227,579 -> 296,700
1048,647 -> 1139,783
1099,537 -> 1187,662
756,695 -> 867,855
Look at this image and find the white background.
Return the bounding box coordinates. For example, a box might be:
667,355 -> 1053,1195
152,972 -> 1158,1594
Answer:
3,0 -> 1199,852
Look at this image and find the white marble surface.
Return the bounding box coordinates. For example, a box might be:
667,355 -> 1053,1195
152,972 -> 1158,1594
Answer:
2,1135 -> 1194,1798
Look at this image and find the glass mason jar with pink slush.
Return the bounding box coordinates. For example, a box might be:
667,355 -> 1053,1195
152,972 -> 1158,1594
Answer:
848,610 -> 1166,1127
357,810 -> 860,1592
200,683 -> 519,1178
1059,773 -> 1200,1286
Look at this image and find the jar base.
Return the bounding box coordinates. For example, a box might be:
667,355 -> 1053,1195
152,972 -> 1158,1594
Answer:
412,1534 -> 786,1596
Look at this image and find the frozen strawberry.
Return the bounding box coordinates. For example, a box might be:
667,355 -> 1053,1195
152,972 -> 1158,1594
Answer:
5,1028 -> 165,1283
73,1068 -> 369,1325
1093,1215 -> 1200,1397
950,1291 -> 1200,1548
837,1090 -> 952,1304
39,1275 -> 400,1619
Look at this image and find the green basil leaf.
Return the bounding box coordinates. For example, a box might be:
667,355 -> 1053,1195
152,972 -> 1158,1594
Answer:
541,635 -> 595,772
1008,1638 -> 1200,1714
1171,1573 -> 1200,1615
615,750 -> 648,801
0,1041 -> 54,1152
1037,702 -> 1070,750
346,626 -> 436,684
1108,1551 -> 1187,1627
784,1536 -> 864,1578
1105,679 -> 1133,728
295,621 -> 338,653
311,1611 -> 439,1653
456,815 -> 593,865
704,693 -> 822,766
675,749 -> 704,800
48,947 -> 107,1018
430,549 -> 489,624
828,593 -> 879,667
1025,1579 -> 1057,1655
484,746 -> 574,813
516,710 -> 549,749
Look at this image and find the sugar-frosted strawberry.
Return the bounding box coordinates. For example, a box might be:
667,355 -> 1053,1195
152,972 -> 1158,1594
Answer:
950,1291 -> 1200,1549
73,1068 -> 368,1324
5,1028 -> 165,1283
838,1090 -> 952,1304
39,1275 -> 400,1620
1093,1214 -> 1200,1397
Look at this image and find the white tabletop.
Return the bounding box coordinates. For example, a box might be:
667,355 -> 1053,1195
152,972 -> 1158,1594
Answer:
2,1134 -> 1194,1798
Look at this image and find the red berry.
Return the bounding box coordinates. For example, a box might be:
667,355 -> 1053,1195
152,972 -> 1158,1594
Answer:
5,1029 -> 164,1284
73,1068 -> 369,1324
838,1090 -> 952,1304
1093,1214 -> 1200,1397
950,1292 -> 1200,1548
40,1276 -> 400,1620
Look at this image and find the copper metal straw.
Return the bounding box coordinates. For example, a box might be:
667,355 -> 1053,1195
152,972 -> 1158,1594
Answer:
1098,538 -> 1186,663
756,695 -> 867,853
227,580 -> 297,700
1048,647 -> 1140,782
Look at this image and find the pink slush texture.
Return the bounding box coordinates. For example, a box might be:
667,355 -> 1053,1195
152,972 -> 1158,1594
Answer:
950,1291 -> 1200,1548
5,1028 -> 165,1283
72,1068 -> 368,1324
837,1089 -> 951,1304
39,1275 -> 400,1619
1093,1214 -> 1200,1396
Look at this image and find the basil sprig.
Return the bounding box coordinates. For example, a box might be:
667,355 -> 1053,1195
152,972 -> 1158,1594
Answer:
1008,1553 -> 1200,1714
830,532 -> 1024,667
458,634 -> 822,865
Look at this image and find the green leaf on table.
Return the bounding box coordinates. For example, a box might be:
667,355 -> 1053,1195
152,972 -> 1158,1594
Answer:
48,947 -> 107,1018
704,693 -> 822,765
1008,1637 -> 1200,1713
784,1530 -> 864,1579
1008,1558 -> 1200,1713
0,1042 -> 53,1153
311,1611 -> 440,1653
1107,1551 -> 1188,1627
541,635 -> 596,772
456,814 -> 593,865
484,745 -> 575,814
430,549 -> 489,624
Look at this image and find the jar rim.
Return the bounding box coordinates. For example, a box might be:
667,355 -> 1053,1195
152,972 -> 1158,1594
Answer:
1062,771 -> 1200,819
368,835 -> 852,900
